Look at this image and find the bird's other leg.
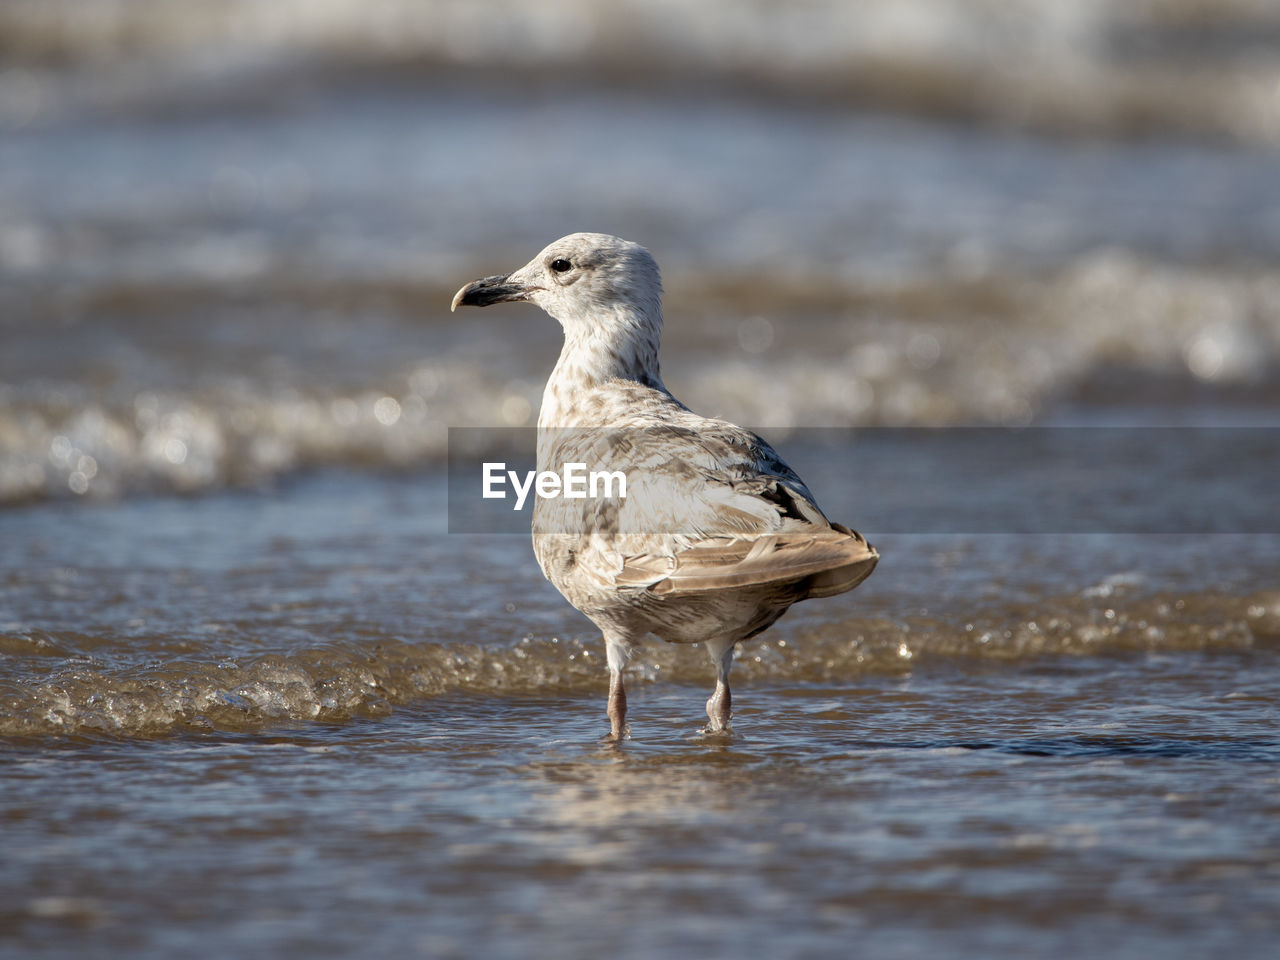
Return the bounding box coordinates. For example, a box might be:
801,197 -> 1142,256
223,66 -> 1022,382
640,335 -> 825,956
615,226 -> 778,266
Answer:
603,632 -> 637,740
704,637 -> 737,733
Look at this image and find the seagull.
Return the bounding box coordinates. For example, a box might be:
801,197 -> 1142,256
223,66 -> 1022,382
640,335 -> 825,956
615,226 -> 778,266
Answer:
452,233 -> 877,738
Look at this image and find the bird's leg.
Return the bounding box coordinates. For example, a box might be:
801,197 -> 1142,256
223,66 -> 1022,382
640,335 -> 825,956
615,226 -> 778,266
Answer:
705,680 -> 731,732
704,639 -> 736,733
603,632 -> 636,740
607,668 -> 627,740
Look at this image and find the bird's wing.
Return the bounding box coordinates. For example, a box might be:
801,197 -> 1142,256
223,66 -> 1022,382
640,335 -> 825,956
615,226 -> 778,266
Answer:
614,523 -> 877,598
538,414 -> 876,598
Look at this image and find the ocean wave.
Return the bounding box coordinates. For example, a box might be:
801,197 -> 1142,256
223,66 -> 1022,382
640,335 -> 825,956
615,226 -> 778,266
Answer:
2,586 -> 1275,738
3,251 -> 1278,506
4,1 -> 1280,145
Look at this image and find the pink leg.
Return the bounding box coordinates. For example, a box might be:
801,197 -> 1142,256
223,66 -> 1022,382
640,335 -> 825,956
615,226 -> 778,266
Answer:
704,638 -> 736,732
705,679 -> 732,732
607,669 -> 627,740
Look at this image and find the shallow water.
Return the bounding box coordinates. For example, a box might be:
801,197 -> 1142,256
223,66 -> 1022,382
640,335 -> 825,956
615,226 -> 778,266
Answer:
3,468 -> 1279,957
4,637 -> 1279,959
3,465 -> 1278,733
4,3 -> 1280,956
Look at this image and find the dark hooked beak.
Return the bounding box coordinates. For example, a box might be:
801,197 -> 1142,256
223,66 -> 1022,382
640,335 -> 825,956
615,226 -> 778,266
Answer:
450,274 -> 535,312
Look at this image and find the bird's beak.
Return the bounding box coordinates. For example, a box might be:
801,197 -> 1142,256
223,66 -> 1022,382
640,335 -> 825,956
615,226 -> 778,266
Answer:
450,274 -> 536,312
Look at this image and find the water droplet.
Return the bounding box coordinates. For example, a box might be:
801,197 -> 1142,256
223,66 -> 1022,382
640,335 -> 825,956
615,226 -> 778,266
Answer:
163,438 -> 188,465
1185,334 -> 1224,380
373,396 -> 401,426
50,435 -> 72,464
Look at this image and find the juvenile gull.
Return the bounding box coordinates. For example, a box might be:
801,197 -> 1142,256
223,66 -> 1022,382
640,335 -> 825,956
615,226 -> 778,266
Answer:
452,233 -> 877,737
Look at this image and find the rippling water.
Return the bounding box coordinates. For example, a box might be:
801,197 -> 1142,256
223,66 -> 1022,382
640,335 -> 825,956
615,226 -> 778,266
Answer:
5,90 -> 1280,504
4,470 -> 1279,957
4,2 -> 1280,957
3,468 -> 1278,739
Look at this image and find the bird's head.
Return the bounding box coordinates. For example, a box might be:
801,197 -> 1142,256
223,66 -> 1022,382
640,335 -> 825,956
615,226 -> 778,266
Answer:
451,233 -> 663,341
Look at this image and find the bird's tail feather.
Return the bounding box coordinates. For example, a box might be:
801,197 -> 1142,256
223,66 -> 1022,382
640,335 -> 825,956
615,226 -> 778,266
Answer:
801,523 -> 878,599
635,522 -> 877,597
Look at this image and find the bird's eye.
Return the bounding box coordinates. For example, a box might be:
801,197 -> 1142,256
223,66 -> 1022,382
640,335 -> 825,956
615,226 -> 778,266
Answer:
550,258 -> 572,273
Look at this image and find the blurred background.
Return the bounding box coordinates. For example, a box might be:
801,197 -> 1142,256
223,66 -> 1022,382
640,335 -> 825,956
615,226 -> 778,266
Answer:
3,0 -> 1280,504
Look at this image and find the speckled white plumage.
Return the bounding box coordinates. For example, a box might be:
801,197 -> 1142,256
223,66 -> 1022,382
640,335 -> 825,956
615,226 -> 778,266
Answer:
452,233 -> 877,737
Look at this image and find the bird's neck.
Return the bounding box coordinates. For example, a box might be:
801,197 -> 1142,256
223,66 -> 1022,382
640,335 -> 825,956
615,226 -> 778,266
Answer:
539,305 -> 665,427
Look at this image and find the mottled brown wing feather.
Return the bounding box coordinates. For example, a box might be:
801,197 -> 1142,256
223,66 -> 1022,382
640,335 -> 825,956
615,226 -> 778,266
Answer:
616,524 -> 878,599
